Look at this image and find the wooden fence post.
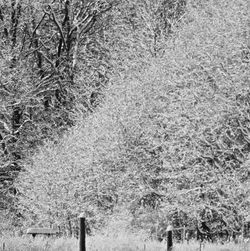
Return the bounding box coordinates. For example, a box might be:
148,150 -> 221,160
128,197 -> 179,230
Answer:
79,213 -> 86,251
166,225 -> 173,251
182,226 -> 186,243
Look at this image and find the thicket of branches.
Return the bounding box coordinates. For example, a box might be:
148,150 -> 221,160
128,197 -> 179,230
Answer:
0,0 -> 112,227
1,0 -> 249,238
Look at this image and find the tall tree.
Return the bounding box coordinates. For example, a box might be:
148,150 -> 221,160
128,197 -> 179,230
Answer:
0,0 -> 113,222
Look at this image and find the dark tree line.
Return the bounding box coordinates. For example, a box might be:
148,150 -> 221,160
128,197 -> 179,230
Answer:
0,0 -> 112,214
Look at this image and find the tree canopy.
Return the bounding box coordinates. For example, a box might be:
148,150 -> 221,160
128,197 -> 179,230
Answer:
0,0 -> 249,238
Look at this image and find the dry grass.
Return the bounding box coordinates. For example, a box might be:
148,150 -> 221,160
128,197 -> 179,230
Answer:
0,235 -> 249,251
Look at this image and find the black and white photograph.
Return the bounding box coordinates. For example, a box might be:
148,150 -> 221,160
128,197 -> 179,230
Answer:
0,0 -> 249,250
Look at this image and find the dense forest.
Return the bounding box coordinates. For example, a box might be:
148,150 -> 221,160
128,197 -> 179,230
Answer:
0,0 -> 249,241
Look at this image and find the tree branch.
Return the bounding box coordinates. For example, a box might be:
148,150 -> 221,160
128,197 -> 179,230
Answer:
50,9 -> 67,49
38,51 -> 55,69
31,13 -> 47,41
